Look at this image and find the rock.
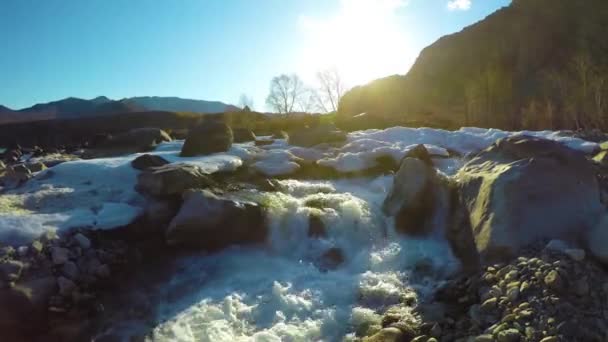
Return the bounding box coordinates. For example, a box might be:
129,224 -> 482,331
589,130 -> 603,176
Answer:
31,240 -> 43,254
136,163 -> 215,197
95,264 -> 111,278
62,261 -> 79,280
496,329 -> 521,342
255,139 -> 274,146
288,125 -> 347,147
544,270 -> 562,291
2,163 -> 32,188
50,247 -> 70,265
364,327 -> 411,342
480,297 -> 498,312
73,233 -> 91,249
539,337 -> 558,342
180,121 -> 232,156
57,276 -> 76,296
475,335 -> 494,342
99,128 -> 171,152
26,161 -> 46,173
429,322 -> 442,338
166,189 -> 267,249
0,260 -> 24,282
0,276 -> 57,331
131,154 -> 169,170
232,128 -> 256,143
564,248 -> 585,261
308,214 -> 327,238
318,247 -> 345,271
588,215 -> 608,265
573,278 -> 589,296
272,131 -> 288,140
16,246 -> 28,257
457,136 -> 603,261
545,239 -> 569,252
382,156 -> 450,236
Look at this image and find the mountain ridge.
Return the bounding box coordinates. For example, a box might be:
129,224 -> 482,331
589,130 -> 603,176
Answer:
0,96 -> 240,124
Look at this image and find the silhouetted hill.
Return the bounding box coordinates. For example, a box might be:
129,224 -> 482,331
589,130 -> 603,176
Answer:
339,0 -> 608,130
125,96 -> 239,113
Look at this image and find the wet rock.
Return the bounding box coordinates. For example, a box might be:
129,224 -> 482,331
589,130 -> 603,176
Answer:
564,248 -> 585,261
51,247 -> 70,265
318,247 -> 344,271
181,121 -> 232,156
73,233 -> 91,249
57,276 -> 76,296
255,139 -> 274,146
496,328 -> 521,342
0,246 -> 15,257
26,161 -> 46,173
588,216 -> 608,265
308,214 -> 327,238
475,335 -> 494,342
166,189 -> 267,249
382,155 -> 451,237
363,327 -> 407,342
131,154 -> 169,170
136,163 -> 215,197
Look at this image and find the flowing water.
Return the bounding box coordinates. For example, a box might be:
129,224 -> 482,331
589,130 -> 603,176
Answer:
115,176 -> 461,341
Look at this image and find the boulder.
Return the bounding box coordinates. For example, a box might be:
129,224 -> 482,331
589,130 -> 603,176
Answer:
288,126 -> 347,147
131,154 -> 169,170
588,214 -> 608,264
382,154 -> 451,237
166,189 -> 267,249
0,276 -> 57,334
136,163 -> 215,197
456,136 -> 603,261
232,128 -> 256,143
101,128 -> 171,151
180,121 -> 233,157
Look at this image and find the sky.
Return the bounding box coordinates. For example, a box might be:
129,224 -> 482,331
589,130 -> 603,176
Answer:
0,0 -> 510,110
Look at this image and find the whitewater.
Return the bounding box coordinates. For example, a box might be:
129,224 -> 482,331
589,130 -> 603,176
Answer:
0,127 -> 598,341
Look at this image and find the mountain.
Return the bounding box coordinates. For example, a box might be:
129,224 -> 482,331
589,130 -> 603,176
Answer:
0,96 -> 240,125
338,0 -> 608,131
124,96 -> 240,113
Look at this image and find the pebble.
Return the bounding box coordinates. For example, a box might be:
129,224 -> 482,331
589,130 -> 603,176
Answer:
544,270 -> 562,291
496,328 -> 521,342
62,261 -> 79,280
539,337 -> 558,342
474,335 -> 494,342
481,297 -> 498,312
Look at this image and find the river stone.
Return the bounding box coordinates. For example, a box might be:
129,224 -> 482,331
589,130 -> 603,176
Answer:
232,128 -> 256,143
51,247 -> 70,265
73,233 -> 91,249
497,329 -> 521,342
136,163 -> 215,197
588,215 -> 608,265
166,189 -> 267,250
181,121 -> 233,157
457,136 -> 603,261
131,154 -> 169,170
382,156 -> 450,236
288,125 -> 347,148
0,260 -> 23,282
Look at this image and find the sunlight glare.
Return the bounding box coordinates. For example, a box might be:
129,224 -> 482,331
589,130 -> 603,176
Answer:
298,0 -> 415,87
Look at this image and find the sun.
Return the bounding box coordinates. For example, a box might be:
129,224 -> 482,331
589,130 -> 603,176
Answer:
298,0 -> 415,87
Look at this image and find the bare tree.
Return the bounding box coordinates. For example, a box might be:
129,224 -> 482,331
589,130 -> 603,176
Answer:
314,68 -> 346,113
265,74 -> 306,114
239,94 -> 254,111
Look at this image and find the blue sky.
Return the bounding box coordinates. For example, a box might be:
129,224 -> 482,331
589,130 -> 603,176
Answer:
0,0 -> 510,110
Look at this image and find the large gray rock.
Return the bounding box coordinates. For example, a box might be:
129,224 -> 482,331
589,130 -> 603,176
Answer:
588,214 -> 608,264
288,125 -> 347,147
382,154 -> 451,236
180,121 -> 233,157
232,128 -> 256,143
456,136 -> 603,261
166,189 -> 267,249
131,154 -> 169,170
136,163 -> 215,197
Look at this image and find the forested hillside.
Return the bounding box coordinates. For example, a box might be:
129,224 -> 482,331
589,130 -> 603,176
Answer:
339,0 -> 608,130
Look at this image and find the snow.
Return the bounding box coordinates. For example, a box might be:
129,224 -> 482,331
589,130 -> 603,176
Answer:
0,127 -> 598,245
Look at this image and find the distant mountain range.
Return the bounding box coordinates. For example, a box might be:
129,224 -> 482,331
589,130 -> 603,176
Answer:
0,96 -> 240,124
